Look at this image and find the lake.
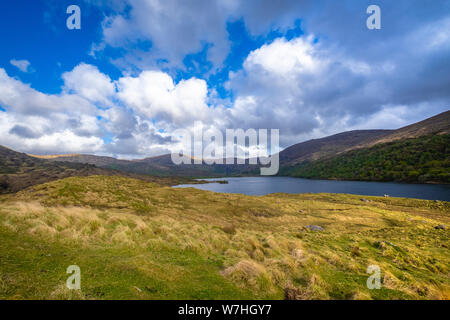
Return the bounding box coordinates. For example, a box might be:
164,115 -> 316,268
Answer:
174,177 -> 450,201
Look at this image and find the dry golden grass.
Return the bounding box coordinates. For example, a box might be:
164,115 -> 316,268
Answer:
0,175 -> 449,300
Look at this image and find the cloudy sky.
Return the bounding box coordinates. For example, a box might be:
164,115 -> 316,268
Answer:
0,0 -> 449,158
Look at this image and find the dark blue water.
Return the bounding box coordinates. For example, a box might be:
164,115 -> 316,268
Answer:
174,177 -> 450,201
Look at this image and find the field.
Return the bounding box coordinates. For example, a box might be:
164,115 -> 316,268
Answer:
0,175 -> 449,299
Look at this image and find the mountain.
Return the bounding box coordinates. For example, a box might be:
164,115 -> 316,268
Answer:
0,146 -> 196,194
280,110 -> 450,165
361,110 -> 450,146
40,154 -> 129,168
280,134 -> 450,183
279,111 -> 450,183
279,130 -> 393,165
23,110 -> 450,182
0,145 -> 119,194
39,151 -> 259,177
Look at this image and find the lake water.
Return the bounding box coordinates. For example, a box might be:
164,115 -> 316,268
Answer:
174,177 -> 450,201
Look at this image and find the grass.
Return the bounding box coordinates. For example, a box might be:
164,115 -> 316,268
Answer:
0,175 -> 449,300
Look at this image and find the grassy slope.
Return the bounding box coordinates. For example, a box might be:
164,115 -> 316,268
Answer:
0,176 -> 449,300
281,134 -> 450,183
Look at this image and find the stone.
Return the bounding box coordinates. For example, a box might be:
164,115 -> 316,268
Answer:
305,225 -> 323,232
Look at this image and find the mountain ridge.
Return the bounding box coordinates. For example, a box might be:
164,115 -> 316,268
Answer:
2,110 -> 449,182
23,110 -> 449,175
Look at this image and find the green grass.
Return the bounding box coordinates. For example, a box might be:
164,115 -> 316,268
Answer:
0,176 -> 449,299
0,224 -> 257,300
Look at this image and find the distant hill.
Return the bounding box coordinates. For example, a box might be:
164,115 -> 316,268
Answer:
279,111 -> 450,183
37,151 -> 259,177
361,110 -> 450,146
280,111 -> 450,165
28,153 -> 81,159
0,146 -> 195,194
279,130 -> 393,165
0,145 -> 119,194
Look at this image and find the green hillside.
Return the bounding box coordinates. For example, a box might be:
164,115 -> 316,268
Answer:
281,134 -> 450,183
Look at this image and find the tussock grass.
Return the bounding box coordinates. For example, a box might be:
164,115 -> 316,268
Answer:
0,175 -> 449,300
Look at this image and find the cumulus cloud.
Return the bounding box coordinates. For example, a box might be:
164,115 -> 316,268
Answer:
0,67 -> 105,155
0,64 -> 226,158
62,63 -> 116,106
117,71 -> 215,125
224,22 -> 450,146
88,0 -> 450,72
9,59 -> 32,73
0,111 -> 104,155
88,0 -> 316,70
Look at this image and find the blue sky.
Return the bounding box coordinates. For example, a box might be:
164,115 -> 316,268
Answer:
0,0 -> 118,93
0,0 -> 302,97
0,0 -> 449,158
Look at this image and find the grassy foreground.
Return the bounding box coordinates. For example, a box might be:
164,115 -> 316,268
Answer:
0,175 -> 449,300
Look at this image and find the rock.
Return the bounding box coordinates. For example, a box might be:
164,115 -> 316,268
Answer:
434,225 -> 447,230
305,225 -> 323,232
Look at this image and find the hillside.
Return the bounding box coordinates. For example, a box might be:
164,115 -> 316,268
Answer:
279,130 -> 393,165
1,175 -> 448,299
362,110 -> 450,147
279,111 -> 450,182
280,111 -> 450,165
281,134 -> 450,183
0,146 -> 195,194
0,145 -> 119,194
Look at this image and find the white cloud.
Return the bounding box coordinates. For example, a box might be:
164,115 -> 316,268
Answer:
9,59 -> 32,73
116,70 -> 213,125
0,67 -> 105,154
0,68 -> 96,116
244,37 -> 324,76
0,112 -> 104,155
89,0 -> 313,70
62,63 -> 116,105
224,30 -> 450,147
